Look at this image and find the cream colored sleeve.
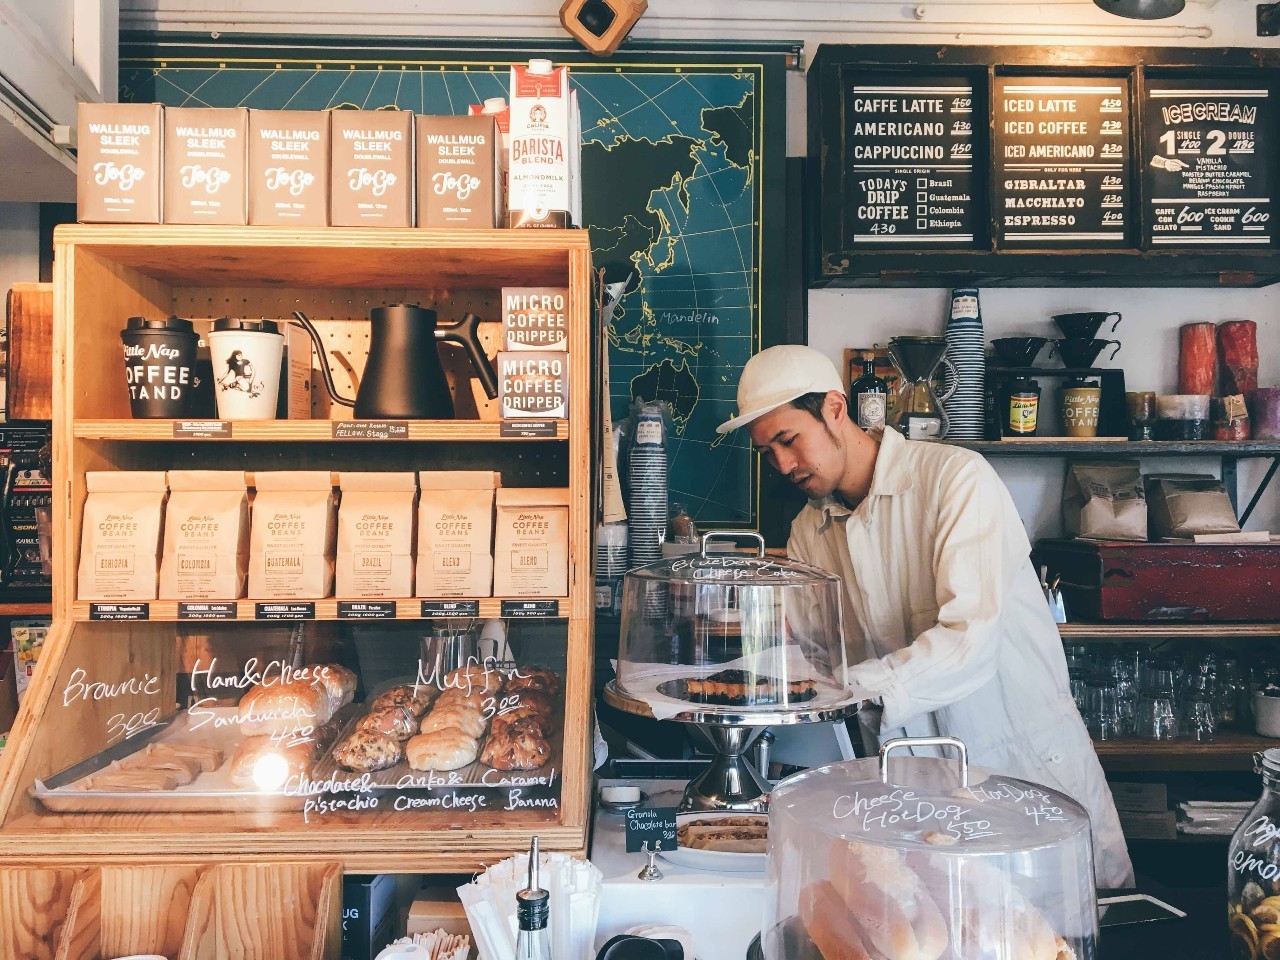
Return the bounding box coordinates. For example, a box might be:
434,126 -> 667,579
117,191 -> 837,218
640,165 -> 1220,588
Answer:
845,457 -> 1011,730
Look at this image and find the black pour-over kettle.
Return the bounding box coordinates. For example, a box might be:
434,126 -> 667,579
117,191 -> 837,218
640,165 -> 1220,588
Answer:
292,304 -> 499,419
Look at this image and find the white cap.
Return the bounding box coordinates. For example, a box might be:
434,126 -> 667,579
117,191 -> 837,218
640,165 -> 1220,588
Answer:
716,345 -> 844,434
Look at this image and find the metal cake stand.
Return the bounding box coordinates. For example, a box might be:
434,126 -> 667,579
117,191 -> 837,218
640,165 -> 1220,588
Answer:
602,680 -> 860,813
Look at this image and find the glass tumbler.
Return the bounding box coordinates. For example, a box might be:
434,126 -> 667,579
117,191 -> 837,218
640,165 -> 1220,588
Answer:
1180,695 -> 1218,742
1086,674 -> 1124,741
1137,669 -> 1179,741
1125,391 -> 1156,441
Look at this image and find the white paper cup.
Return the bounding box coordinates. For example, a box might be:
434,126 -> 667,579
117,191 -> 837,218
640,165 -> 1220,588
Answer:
207,326 -> 283,420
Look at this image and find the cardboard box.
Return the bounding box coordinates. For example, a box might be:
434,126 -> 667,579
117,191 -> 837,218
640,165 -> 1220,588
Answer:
164,107 -> 248,224
330,109 -> 414,227
407,887 -> 473,938
1109,781 -> 1169,813
280,322 -> 314,420
342,874 -> 397,960
497,352 -> 568,419
249,109 -> 329,226
1117,809 -> 1177,841
502,287 -> 569,352
417,115 -> 502,228
77,102 -> 163,223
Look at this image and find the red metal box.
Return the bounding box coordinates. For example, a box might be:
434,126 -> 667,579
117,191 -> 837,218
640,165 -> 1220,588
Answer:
1033,538 -> 1280,622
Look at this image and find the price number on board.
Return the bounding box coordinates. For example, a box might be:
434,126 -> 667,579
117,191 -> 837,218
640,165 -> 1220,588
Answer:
868,223 -> 897,235
1100,120 -> 1123,135
106,707 -> 162,744
1100,143 -> 1123,157
1101,211 -> 1125,224
482,695 -> 523,721
950,96 -> 972,112
1100,97 -> 1123,113
1102,175 -> 1122,187
1102,194 -> 1123,207
1161,129 -> 1227,156
951,121 -> 972,135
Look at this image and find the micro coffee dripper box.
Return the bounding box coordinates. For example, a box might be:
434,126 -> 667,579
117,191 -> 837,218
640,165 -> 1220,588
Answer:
330,109 -> 414,227
77,102 -> 164,223
502,287 -> 569,352
163,107 -> 248,225
497,352 -> 569,419
248,109 -> 329,226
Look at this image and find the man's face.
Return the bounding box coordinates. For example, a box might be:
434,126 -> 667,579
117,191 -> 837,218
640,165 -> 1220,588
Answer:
748,398 -> 845,499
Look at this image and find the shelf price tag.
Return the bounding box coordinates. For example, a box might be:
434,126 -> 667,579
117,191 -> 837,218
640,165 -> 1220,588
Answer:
178,602 -> 238,620
625,806 -> 678,853
500,600 -> 559,619
255,602 -> 316,621
172,420 -> 232,439
89,603 -> 149,621
331,421 -> 409,440
500,420 -> 558,438
338,601 -> 396,620
421,600 -> 480,618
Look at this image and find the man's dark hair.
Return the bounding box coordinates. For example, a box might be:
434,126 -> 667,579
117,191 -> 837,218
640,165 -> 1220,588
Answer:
790,391 -> 833,422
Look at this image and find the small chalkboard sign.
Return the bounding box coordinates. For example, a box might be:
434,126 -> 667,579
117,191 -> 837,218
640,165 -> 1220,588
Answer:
625,806 -> 678,853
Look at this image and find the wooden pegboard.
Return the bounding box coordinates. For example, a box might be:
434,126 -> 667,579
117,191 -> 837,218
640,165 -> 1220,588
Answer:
172,286 -> 503,420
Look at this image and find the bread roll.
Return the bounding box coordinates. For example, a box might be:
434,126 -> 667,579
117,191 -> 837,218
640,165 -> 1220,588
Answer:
369,684 -> 434,717
356,705 -> 419,742
434,687 -> 489,711
444,664 -> 501,696
237,678 -> 332,737
333,730 -> 404,773
229,735 -> 315,788
406,730 -> 480,772
421,702 -> 487,740
800,881 -> 872,960
829,841 -> 948,960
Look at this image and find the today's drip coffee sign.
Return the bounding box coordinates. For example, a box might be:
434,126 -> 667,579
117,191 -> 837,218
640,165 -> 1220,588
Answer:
844,80 -> 977,244
993,78 -> 1130,246
1142,81 -> 1273,246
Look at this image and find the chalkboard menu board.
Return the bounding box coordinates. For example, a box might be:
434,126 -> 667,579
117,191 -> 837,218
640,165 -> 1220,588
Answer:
1143,81 -> 1273,246
993,78 -> 1130,246
845,81 -> 977,244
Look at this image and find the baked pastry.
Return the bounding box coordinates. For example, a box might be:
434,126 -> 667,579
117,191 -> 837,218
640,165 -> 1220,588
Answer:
369,684 -> 434,718
500,689 -> 554,720
829,841 -> 947,960
145,743 -> 224,772
801,881 -> 872,960
492,709 -> 553,739
421,702 -> 487,740
333,730 -> 404,773
505,666 -> 560,697
676,816 -> 768,853
228,735 -> 315,788
480,718 -> 550,771
311,663 -> 358,712
118,752 -> 200,786
356,706 -> 419,742
434,687 -> 489,712
79,767 -> 181,792
406,729 -> 480,772
684,669 -> 816,706
237,678 -> 333,737
444,664 -> 501,697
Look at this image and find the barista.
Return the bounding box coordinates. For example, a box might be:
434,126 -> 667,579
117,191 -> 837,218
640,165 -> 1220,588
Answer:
717,345 -> 1133,888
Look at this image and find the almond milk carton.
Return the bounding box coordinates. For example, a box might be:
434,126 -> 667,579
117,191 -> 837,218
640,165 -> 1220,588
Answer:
163,107 -> 247,224
508,61 -> 578,228
330,109 -> 414,227
417,115 -> 502,228
77,102 -> 163,223
248,110 -> 329,226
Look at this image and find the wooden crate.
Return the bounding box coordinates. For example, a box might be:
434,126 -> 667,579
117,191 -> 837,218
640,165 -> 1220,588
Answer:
0,226 -> 594,869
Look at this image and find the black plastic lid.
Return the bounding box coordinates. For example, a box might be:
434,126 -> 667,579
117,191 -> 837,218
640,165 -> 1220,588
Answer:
123,316 -> 195,334
212,317 -> 281,335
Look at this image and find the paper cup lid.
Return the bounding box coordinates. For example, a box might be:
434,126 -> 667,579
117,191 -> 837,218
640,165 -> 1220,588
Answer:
212,317 -> 281,335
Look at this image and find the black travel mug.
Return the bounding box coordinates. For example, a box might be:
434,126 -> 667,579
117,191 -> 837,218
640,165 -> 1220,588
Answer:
120,316 -> 201,418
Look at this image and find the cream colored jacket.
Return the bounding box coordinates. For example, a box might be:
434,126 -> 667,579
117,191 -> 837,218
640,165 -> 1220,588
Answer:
788,427 -> 1134,889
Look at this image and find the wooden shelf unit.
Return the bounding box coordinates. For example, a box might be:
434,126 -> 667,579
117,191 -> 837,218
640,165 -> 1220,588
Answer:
70,597 -> 570,622
74,419 -> 569,442
1093,731 -> 1275,773
0,225 -> 596,870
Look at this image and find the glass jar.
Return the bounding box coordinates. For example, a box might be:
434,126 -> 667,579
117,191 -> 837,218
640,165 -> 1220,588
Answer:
1228,749 -> 1280,960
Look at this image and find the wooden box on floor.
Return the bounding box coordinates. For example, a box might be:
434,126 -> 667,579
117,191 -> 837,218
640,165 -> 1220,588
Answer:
0,226 -> 594,870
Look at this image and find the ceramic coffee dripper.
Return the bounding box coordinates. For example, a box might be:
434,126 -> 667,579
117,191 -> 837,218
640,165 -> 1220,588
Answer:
1053,312 -> 1122,340
990,337 -> 1050,367
1053,338 -> 1122,368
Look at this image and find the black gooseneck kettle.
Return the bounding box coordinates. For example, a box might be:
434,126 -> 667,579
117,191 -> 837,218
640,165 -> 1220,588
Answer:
292,305 -> 499,419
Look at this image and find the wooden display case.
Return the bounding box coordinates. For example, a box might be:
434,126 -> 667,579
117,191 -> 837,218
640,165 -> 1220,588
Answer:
0,226 -> 595,869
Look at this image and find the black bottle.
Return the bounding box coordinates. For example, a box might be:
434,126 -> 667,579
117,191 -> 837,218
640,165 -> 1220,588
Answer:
850,359 -> 889,431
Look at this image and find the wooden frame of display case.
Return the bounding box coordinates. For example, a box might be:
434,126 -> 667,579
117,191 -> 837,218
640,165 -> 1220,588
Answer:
0,225 -> 594,870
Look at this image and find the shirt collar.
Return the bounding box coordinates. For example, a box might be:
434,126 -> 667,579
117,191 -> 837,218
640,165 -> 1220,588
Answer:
813,427 -> 915,528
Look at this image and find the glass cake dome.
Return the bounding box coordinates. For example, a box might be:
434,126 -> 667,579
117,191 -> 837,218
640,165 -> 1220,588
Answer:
763,739 -> 1098,960
614,532 -> 854,719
